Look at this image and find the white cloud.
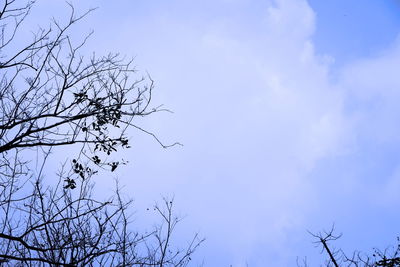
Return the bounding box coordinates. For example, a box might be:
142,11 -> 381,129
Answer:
97,0 -> 352,265
337,35 -> 400,210
340,37 -> 400,144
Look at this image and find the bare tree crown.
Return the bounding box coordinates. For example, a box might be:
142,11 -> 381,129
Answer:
0,1 -> 202,266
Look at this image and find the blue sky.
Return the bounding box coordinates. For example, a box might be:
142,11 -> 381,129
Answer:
310,0 -> 400,68
30,0 -> 400,266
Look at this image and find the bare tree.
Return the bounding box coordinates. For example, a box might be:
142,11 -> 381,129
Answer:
302,226 -> 400,267
0,164 -> 202,266
0,1 -> 202,266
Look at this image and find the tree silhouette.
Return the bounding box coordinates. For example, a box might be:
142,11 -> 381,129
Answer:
0,1 -> 202,266
299,226 -> 400,267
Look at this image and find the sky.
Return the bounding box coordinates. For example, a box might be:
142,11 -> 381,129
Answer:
26,0 -> 400,266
